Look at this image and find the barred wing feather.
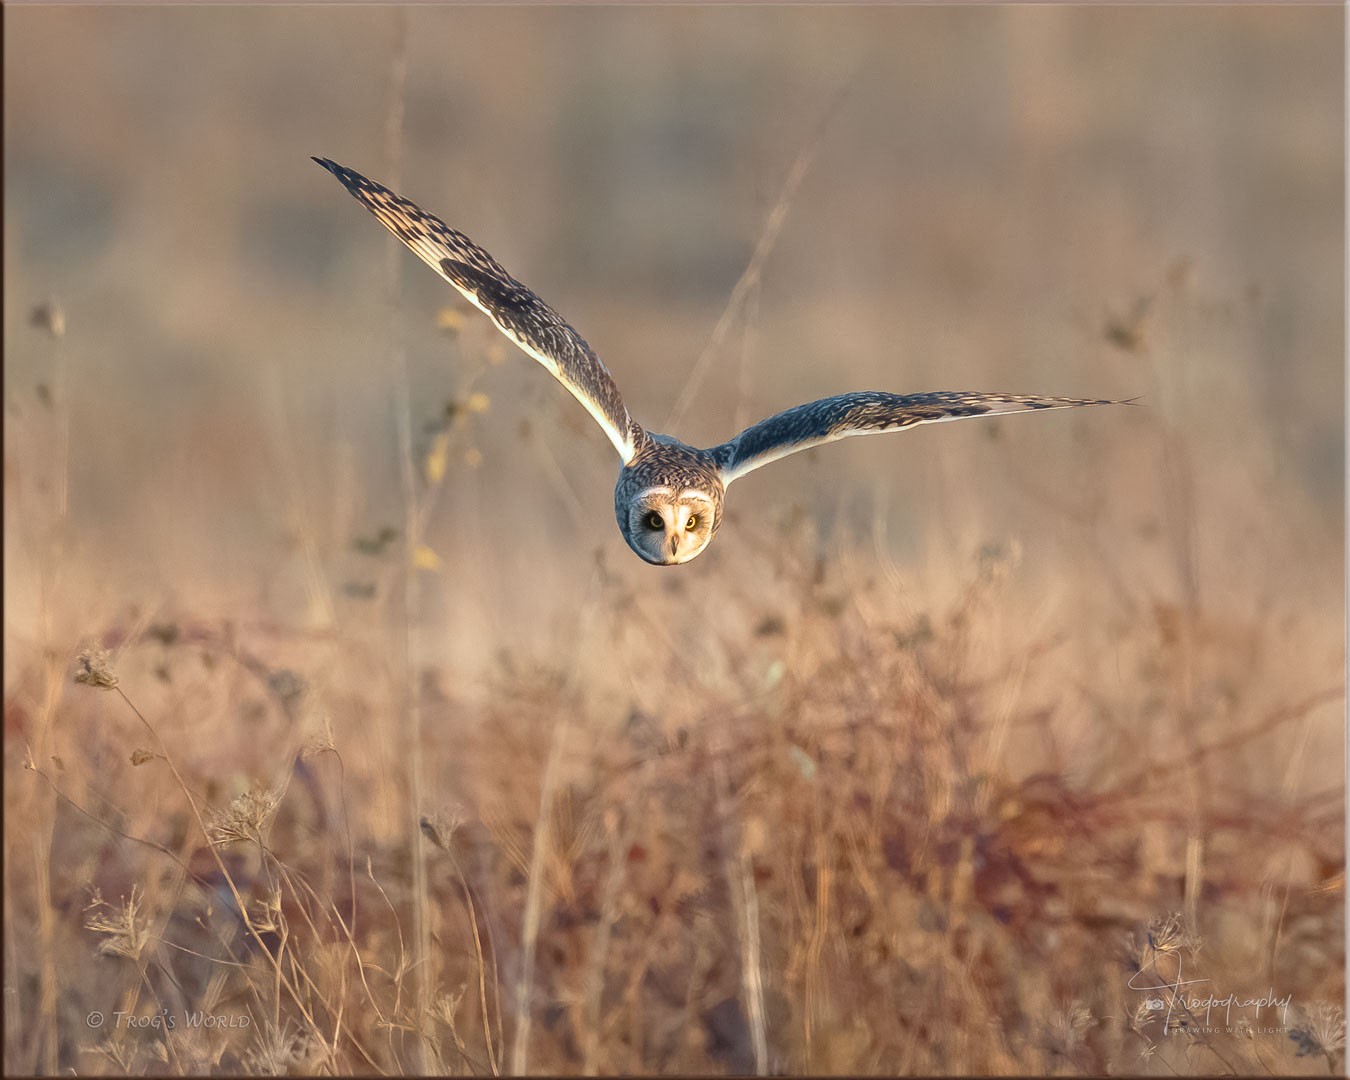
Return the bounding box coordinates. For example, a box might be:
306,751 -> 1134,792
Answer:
315,158 -> 639,463
714,390 -> 1121,486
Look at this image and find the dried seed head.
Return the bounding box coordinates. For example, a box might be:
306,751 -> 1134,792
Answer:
85,887 -> 149,962
301,718 -> 336,759
420,805 -> 467,854
1043,1000 -> 1094,1055
1142,912 -> 1201,958
243,1021 -> 320,1075
247,890 -> 284,934
432,985 -> 467,1029
1129,998 -> 1157,1030
91,1036 -> 135,1072
74,646 -> 119,691
208,784 -> 281,845
1290,1002 -> 1346,1059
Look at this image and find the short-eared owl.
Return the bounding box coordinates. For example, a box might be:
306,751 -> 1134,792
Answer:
317,158 -> 1124,566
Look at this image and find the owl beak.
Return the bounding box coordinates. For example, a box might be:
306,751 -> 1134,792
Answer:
668,534 -> 681,560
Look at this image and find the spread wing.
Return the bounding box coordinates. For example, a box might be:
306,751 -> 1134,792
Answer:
712,391 -> 1124,486
314,157 -> 640,463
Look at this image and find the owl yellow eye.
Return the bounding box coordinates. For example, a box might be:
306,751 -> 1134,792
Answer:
686,515 -> 698,530
646,512 -> 663,530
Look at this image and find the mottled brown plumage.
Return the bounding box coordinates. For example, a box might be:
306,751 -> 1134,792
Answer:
317,158 -> 1127,565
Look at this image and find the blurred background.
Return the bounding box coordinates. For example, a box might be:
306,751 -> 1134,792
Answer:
4,6 -> 1343,1075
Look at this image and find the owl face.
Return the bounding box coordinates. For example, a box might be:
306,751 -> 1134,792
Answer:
621,491 -> 717,565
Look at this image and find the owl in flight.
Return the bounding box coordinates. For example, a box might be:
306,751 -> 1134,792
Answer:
316,158 -> 1123,566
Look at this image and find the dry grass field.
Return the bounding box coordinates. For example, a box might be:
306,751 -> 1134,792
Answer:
4,6 -> 1344,1076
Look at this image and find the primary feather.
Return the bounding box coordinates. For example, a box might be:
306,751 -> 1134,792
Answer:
713,390 -> 1121,486
314,157 -> 640,463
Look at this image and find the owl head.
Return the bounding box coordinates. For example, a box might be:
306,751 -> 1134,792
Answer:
618,487 -> 719,565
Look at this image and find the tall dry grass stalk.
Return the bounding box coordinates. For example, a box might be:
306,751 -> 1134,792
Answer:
18,300 -> 72,1075
372,10 -> 442,1073
713,751 -> 769,1075
509,710 -> 569,1076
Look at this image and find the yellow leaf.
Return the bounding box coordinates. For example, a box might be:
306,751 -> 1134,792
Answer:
465,392 -> 490,413
425,432 -> 451,484
412,545 -> 441,571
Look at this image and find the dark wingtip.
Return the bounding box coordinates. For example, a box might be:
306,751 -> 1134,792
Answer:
314,157 -> 364,196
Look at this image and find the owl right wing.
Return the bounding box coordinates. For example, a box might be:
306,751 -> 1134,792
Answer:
315,158 -> 641,463
712,390 -> 1125,486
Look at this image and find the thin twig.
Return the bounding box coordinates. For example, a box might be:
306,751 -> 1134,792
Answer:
664,78 -> 853,432
376,10 -> 435,1072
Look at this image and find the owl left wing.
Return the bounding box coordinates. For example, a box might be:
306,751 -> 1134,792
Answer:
712,391 -> 1124,487
314,158 -> 640,463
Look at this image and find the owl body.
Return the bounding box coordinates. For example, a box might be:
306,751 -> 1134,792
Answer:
316,157 -> 1128,567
